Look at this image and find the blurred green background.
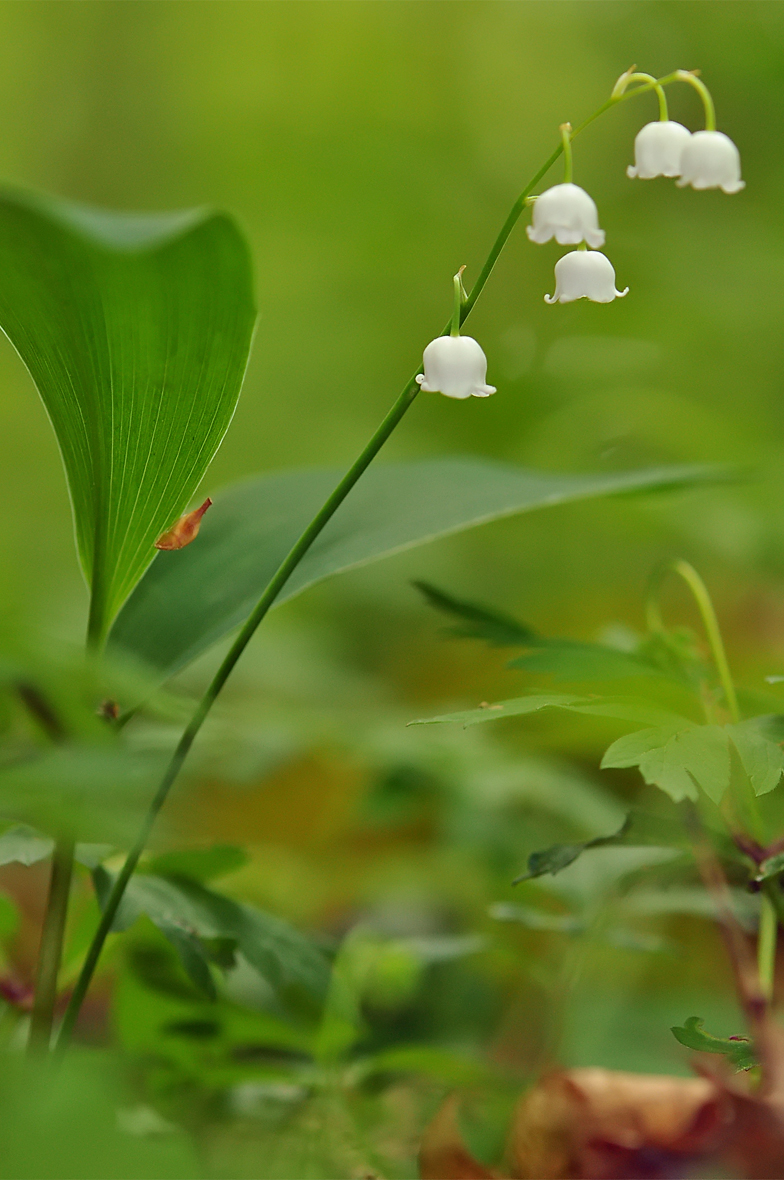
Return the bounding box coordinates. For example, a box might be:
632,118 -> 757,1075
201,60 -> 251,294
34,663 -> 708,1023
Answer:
0,2 -> 782,1174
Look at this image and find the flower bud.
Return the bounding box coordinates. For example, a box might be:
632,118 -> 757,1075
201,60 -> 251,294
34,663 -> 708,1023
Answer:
526,183 -> 605,248
545,250 -> 628,305
676,130 -> 744,193
626,120 -> 692,179
416,336 -> 496,399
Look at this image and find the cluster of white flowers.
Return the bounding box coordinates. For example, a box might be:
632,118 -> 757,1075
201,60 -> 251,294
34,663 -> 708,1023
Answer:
417,72 -> 744,400
628,123 -> 744,192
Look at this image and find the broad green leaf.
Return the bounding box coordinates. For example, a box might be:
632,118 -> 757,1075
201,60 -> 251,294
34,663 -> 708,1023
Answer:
0,187 -> 255,639
511,818 -> 631,883
671,1016 -> 756,1071
413,581 -> 535,646
94,869 -> 329,999
409,694 -> 690,729
109,459 -> 724,679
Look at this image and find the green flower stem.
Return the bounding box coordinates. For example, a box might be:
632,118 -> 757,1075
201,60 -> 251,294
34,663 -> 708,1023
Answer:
28,837 -> 75,1054
758,892 -> 778,1003
560,124 -> 573,184
450,267 -> 465,337
676,70 -> 716,131
612,69 -> 669,121
55,67 -> 690,1053
646,559 -> 740,723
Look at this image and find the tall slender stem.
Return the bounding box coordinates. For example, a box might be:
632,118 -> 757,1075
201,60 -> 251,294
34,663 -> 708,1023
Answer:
56,67 -> 691,1052
28,838 -> 75,1054
759,893 -> 778,1003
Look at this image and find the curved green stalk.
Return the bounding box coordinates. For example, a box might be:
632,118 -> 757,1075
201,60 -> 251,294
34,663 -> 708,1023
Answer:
646,559 -> 739,723
676,70 -> 716,131
56,67 -> 693,1052
612,69 -> 669,121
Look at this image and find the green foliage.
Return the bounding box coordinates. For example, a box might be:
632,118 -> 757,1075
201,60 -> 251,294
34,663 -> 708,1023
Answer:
0,1051 -> 200,1179
0,823 -> 53,866
0,189 -> 255,640
509,640 -> 666,682
109,460 -> 721,680
94,867 -> 330,1001
148,846 -> 250,882
409,693 -> 689,730
671,1016 -> 756,1071
0,747 -> 165,842
602,721 -> 784,805
512,818 -> 631,883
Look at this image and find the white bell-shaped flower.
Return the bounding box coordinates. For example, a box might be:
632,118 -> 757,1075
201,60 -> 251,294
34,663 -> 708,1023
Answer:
545,250 -> 628,305
626,120 -> 692,179
526,183 -> 605,248
416,336 -> 496,399
676,130 -> 744,193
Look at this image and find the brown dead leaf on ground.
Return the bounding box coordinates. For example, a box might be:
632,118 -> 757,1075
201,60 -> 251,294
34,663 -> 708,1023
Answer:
419,1066 -> 784,1179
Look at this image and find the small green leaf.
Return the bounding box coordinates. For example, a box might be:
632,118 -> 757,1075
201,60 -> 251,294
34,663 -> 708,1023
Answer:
511,818 -> 631,884
413,581 -> 535,646
671,1016 -> 756,1071
157,923 -> 216,1000
757,851 -> 784,882
0,188 -> 255,640
110,460 -> 727,680
0,825 -> 54,867
727,721 -> 784,797
94,870 -> 329,999
489,903 -> 584,932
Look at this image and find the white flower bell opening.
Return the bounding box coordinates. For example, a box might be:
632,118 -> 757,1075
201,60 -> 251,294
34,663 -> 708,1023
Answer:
676,129 -> 744,193
545,250 -> 629,305
416,336 -> 496,399
526,183 -> 605,248
626,120 -> 692,179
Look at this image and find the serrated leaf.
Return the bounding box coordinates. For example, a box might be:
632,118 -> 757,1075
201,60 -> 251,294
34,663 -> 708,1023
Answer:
727,721 -> 784,797
602,724 -> 732,805
413,581 -> 535,646
94,870 -> 329,999
671,1016 -> 756,1071
109,460 -> 726,680
410,694 -> 690,730
0,187 -> 255,640
511,818 -> 630,884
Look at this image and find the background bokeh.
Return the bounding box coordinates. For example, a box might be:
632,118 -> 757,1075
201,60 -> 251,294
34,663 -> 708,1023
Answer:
0,3 -> 782,1174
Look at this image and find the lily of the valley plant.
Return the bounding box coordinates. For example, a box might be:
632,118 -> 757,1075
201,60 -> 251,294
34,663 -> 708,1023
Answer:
0,65 -> 745,1067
